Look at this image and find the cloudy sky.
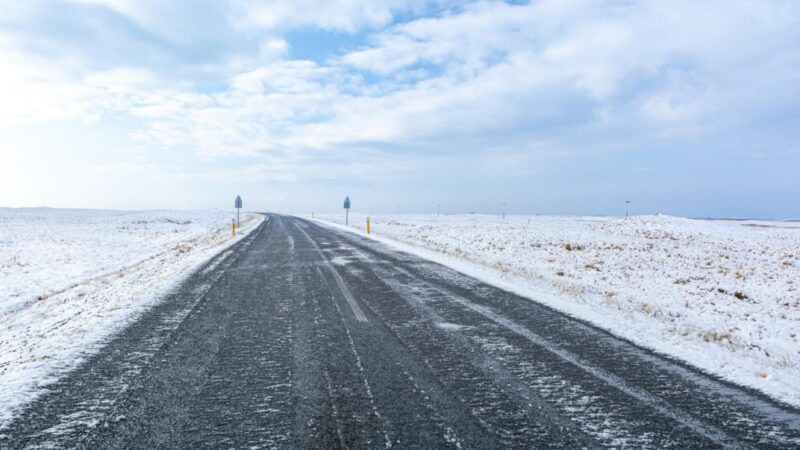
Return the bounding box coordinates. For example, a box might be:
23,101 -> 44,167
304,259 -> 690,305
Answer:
0,0 -> 798,217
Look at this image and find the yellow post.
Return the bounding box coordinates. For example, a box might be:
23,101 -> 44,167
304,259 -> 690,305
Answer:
366,217 -> 371,234
231,219 -> 236,236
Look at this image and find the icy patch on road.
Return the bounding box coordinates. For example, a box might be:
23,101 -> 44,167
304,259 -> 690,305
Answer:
435,322 -> 469,331
330,256 -> 351,266
310,212 -> 800,407
0,208 -> 263,428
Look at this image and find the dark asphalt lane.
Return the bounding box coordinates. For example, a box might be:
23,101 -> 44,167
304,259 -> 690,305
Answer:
2,214 -> 799,449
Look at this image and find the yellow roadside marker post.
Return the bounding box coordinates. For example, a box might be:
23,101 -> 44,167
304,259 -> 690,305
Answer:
232,219 -> 236,236
366,217 -> 371,234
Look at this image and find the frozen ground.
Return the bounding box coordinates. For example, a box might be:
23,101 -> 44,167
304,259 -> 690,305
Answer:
313,212 -> 800,407
0,208 -> 262,428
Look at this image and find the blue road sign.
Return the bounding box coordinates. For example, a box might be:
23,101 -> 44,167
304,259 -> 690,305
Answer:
343,196 -> 351,210
235,195 -> 242,209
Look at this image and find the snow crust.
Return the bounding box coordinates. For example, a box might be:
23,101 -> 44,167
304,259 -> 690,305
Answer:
0,208 -> 262,428
312,212 -> 800,407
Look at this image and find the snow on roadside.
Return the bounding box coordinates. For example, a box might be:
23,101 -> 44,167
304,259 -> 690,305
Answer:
312,212 -> 800,407
0,208 -> 263,428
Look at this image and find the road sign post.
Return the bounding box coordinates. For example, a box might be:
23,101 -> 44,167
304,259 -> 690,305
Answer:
235,195 -> 242,227
343,196 -> 351,225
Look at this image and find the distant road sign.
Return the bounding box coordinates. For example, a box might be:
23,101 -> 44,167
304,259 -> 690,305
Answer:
235,195 -> 242,227
343,196 -> 351,210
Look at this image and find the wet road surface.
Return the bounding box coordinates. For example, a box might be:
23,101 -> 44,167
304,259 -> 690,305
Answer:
2,214 -> 799,449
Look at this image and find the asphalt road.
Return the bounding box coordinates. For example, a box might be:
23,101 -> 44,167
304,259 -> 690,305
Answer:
3,214 -> 799,449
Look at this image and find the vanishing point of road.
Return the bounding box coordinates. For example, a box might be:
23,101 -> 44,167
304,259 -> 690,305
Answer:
3,214 -> 799,449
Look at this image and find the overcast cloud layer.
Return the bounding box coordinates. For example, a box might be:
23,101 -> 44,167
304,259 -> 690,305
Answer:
1,0 -> 798,217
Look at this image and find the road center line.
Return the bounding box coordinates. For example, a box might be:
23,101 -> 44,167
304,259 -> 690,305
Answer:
293,221 -> 367,322
316,265 -> 393,448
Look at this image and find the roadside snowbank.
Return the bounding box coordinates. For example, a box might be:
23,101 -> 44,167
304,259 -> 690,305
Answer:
0,208 -> 262,428
312,213 -> 800,407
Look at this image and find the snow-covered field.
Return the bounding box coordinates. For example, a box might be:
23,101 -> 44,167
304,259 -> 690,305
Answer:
0,208 -> 262,428
313,212 -> 800,407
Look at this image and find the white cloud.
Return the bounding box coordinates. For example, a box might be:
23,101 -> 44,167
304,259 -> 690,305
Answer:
69,0 -> 448,37
2,0 -> 798,188
0,43 -> 162,126
230,0 -> 443,33
67,0 -> 233,45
